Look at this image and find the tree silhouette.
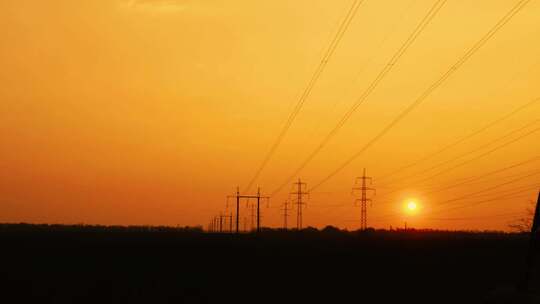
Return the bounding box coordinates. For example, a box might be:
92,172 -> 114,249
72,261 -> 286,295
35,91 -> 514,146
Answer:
508,200 -> 535,233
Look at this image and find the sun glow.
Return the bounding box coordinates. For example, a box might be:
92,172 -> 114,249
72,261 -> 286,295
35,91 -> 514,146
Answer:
405,200 -> 419,215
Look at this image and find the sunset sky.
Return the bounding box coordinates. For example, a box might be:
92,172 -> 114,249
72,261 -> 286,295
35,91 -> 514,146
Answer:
1,0 -> 539,231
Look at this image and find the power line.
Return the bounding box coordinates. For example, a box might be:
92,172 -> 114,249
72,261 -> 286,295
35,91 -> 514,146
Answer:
374,161 -> 540,208
302,168 -> 538,227
413,125 -> 540,186
377,120 -> 540,195
372,190 -> 535,222
399,119 -> 539,183
356,167 -> 540,221
425,211 -> 525,221
308,0 -> 532,192
243,0 -> 364,193
424,169 -> 540,195
430,188 -> 538,215
465,183 -> 540,200
424,156 -> 540,194
271,0 -> 447,196
378,97 -> 540,183
303,0 -> 417,145
357,210 -> 525,222
431,171 -> 540,209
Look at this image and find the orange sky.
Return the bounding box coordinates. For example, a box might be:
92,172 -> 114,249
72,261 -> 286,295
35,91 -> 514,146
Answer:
1,0 -> 539,231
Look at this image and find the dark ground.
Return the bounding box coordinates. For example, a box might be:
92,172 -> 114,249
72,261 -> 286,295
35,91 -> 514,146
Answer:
0,224 -> 538,304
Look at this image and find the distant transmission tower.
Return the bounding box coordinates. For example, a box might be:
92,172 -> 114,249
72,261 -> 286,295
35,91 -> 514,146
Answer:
352,168 -> 376,230
213,216 -> 218,233
219,213 -> 225,233
282,201 -> 290,230
228,187 -> 269,233
290,179 -> 309,230
226,212 -> 233,233
227,187 -> 269,234
249,201 -> 255,232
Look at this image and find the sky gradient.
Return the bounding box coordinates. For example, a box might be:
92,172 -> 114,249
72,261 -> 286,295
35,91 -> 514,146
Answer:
1,0 -> 539,231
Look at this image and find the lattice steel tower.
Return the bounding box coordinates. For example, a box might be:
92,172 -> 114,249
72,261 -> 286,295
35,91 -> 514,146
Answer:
352,168 -> 375,230
290,179 -> 309,230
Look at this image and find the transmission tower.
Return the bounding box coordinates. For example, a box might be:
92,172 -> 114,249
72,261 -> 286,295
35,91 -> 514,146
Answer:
282,201 -> 290,230
228,187 -> 269,233
219,213 -> 225,233
352,168 -> 376,230
227,212 -> 233,233
213,216 -> 218,233
290,179 -> 309,230
249,202 -> 255,232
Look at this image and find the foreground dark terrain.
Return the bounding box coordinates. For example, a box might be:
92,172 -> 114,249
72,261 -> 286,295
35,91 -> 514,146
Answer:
0,224 -> 538,304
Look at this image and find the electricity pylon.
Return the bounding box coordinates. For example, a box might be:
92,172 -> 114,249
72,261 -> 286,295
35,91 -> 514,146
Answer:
219,213 -> 224,233
227,212 -> 233,233
228,187 -> 269,233
212,216 -> 218,233
282,201 -> 290,230
290,179 -> 309,230
249,201 -> 255,232
352,168 -> 376,230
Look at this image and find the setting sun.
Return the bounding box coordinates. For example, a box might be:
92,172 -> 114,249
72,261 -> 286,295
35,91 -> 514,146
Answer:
405,200 -> 419,215
0,0 -> 538,232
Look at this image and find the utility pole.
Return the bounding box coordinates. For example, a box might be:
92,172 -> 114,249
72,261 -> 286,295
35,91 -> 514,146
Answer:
250,202 -> 255,232
228,212 -> 233,233
290,179 -> 309,230
282,201 -> 290,230
256,188 -> 261,232
219,213 -> 224,233
352,168 -> 376,231
226,187 -> 242,234
236,187 -> 240,234
255,187 -> 270,233
228,187 -> 269,234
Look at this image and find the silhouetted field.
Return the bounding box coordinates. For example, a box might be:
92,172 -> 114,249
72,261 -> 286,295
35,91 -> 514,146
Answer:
0,224 -> 538,303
